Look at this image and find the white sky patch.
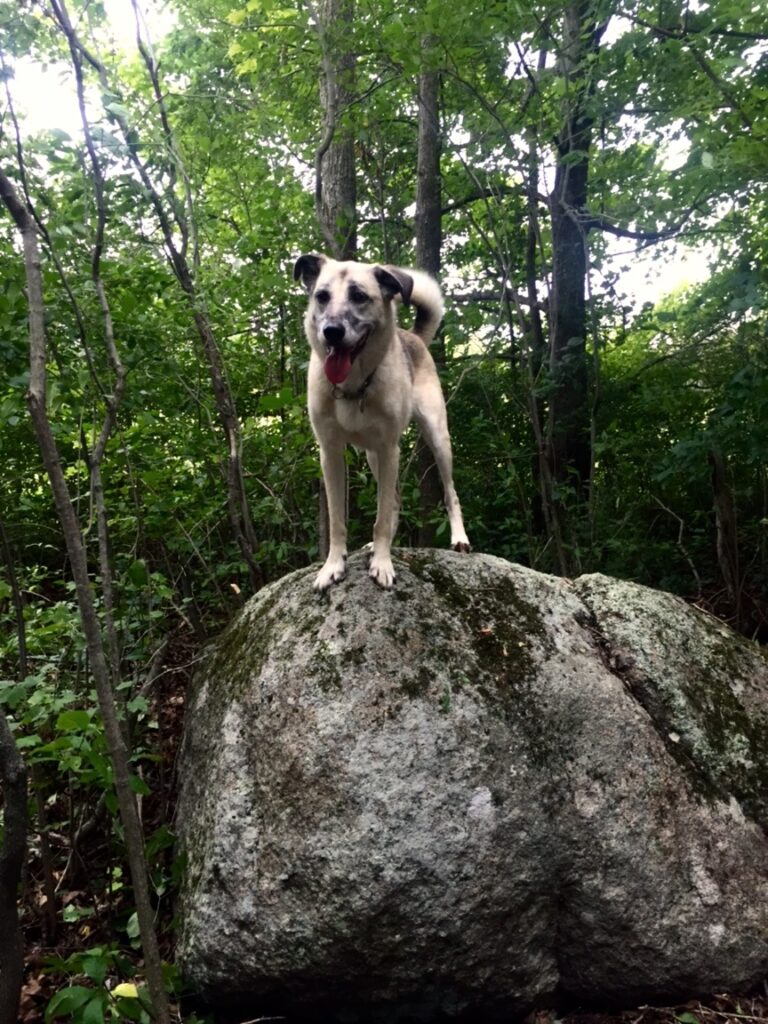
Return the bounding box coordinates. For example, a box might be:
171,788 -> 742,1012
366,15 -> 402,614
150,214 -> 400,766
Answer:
605,237 -> 713,308
737,40 -> 768,75
7,0 -> 175,137
9,61 -> 80,137
601,13 -> 633,47
658,123 -> 690,172
103,0 -> 170,46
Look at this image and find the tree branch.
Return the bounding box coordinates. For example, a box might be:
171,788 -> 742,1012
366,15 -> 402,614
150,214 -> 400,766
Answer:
584,196 -> 705,242
441,182 -> 548,215
453,287 -> 546,311
49,0 -> 262,590
0,166 -> 170,1024
630,13 -> 768,42
630,14 -> 755,129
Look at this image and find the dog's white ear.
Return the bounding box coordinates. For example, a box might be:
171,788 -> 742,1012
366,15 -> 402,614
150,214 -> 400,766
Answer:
293,253 -> 326,291
373,265 -> 413,306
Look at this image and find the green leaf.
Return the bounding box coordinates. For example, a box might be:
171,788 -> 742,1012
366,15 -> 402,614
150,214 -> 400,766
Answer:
82,992 -> 107,1024
0,679 -> 34,709
83,954 -> 108,986
126,696 -> 149,715
105,101 -> 130,120
129,774 -> 151,796
145,824 -> 175,860
115,996 -> 144,1021
45,985 -> 93,1021
126,559 -> 149,586
15,734 -> 43,749
56,710 -> 91,732
62,905 -> 95,923
126,911 -> 140,939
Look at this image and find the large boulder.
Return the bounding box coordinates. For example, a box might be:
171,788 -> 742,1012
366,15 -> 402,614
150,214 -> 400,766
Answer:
176,550 -> 768,1022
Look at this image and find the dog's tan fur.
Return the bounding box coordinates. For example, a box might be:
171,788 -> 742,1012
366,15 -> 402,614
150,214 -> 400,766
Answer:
294,253 -> 470,591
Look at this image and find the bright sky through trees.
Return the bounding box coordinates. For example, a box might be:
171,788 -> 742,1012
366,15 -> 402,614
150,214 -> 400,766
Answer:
7,0 -> 712,310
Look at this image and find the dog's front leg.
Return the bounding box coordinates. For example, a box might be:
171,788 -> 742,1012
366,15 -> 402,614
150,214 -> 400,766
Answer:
369,445 -> 400,588
314,442 -> 348,592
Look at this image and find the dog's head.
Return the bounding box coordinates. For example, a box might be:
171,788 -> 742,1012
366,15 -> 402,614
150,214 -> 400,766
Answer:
293,254 -> 413,385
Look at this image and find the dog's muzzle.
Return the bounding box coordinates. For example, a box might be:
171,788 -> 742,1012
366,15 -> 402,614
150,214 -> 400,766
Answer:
321,323 -> 369,385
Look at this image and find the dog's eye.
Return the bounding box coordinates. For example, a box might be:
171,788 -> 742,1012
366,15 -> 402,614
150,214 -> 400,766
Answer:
349,287 -> 369,304
315,289 -> 330,305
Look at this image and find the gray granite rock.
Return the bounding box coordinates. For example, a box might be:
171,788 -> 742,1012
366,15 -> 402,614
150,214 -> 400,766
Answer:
176,550 -> 768,1021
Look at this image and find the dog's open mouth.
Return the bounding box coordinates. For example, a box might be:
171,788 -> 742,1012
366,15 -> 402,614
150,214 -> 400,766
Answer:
324,332 -> 369,385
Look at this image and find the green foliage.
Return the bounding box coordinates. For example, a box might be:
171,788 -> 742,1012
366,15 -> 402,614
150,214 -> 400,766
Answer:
42,945 -> 177,1023
0,0 -> 766,1019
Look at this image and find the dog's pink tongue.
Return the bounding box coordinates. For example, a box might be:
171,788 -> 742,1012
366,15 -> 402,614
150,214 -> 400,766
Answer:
324,349 -> 352,385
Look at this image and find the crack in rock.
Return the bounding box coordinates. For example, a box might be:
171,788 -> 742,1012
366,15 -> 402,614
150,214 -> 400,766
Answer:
176,552 -> 768,1022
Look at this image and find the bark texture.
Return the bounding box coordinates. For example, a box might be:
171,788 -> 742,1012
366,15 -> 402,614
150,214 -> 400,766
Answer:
547,1 -> 606,500
315,0 -> 357,258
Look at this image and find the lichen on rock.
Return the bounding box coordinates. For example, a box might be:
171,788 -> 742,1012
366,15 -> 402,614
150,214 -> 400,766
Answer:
176,550 -> 768,1022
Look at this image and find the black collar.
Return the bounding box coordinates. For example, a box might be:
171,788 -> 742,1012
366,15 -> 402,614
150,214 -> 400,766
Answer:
331,370 -> 376,407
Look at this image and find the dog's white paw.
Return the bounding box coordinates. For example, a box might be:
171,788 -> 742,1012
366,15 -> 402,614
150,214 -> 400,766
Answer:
369,555 -> 396,588
314,556 -> 347,592
451,532 -> 471,553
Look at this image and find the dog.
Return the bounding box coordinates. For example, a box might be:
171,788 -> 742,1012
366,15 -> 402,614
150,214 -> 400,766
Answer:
294,253 -> 470,591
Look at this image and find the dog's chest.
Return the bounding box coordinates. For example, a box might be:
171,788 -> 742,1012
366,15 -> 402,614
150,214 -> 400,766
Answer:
327,387 -> 410,450
332,398 -> 388,447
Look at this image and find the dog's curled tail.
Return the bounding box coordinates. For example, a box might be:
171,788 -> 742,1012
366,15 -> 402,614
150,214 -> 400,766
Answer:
406,269 -> 445,345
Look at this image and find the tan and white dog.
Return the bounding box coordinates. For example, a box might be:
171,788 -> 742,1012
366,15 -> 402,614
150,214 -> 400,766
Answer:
294,253 -> 470,592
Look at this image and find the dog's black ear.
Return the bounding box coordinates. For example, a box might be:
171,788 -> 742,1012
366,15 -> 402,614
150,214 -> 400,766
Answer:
373,265 -> 413,306
293,253 -> 326,291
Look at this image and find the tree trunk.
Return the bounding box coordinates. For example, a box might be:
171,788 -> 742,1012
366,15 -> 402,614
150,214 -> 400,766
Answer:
415,59 -> 442,281
516,153 -> 571,577
547,0 -> 604,499
709,448 -> 741,623
315,0 -> 357,259
312,0 -> 358,555
541,0 -> 609,574
0,168 -> 170,1024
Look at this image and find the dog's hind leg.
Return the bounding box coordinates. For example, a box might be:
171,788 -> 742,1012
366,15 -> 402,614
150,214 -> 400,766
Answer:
314,441 -> 348,591
413,390 -> 470,553
368,445 -> 400,587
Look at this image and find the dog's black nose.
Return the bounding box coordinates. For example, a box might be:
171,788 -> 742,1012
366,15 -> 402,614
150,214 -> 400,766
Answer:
323,323 -> 345,346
